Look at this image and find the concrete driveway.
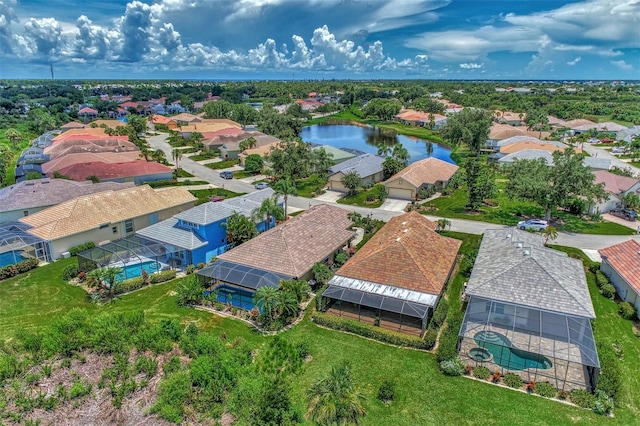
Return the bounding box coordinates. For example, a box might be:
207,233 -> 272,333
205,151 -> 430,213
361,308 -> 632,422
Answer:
315,190 -> 344,202
378,198 -> 409,212
602,213 -> 639,231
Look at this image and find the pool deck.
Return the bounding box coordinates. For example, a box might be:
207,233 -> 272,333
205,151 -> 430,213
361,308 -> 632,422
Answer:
459,321 -> 591,391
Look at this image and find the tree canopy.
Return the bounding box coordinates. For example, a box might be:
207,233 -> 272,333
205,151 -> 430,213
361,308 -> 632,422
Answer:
223,211 -> 258,247
440,108 -> 493,153
265,140 -> 333,180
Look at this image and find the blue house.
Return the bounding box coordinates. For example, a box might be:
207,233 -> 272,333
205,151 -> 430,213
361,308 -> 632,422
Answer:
136,189 -> 280,266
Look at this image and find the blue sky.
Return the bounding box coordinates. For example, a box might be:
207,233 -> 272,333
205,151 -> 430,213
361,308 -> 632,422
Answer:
0,0 -> 638,80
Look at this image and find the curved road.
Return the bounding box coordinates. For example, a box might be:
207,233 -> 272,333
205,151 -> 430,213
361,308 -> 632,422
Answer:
147,132 -> 640,251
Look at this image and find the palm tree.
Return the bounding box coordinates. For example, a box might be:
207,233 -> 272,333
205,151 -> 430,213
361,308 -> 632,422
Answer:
246,136 -> 258,149
279,279 -> 310,303
252,195 -> 285,231
276,290 -> 299,319
223,211 -> 258,247
87,268 -> 107,289
272,178 -> 297,217
543,226 -> 558,246
171,149 -> 183,170
436,218 -> 451,232
151,149 -> 166,163
307,362 -> 366,426
138,145 -> 151,161
239,139 -> 250,152
254,286 -> 279,320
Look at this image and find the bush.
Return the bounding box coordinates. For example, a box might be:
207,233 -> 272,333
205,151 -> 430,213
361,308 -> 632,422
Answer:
186,264 -> 195,275
430,298 -> 448,329
62,264 -> 80,281
557,390 -> 569,400
570,389 -> 596,409
619,301 -> 637,320
503,373 -> 523,389
69,242 -> 96,256
600,283 -> 616,299
595,271 -> 609,290
473,366 -> 491,380
593,390 -> 614,415
436,311 -> 464,363
0,258 -> 40,281
535,382 -> 557,398
378,380 -> 396,403
113,277 -> 146,295
440,358 -> 465,376
149,269 -> 177,284
423,328 -> 438,349
312,311 -> 433,350
596,342 -> 621,402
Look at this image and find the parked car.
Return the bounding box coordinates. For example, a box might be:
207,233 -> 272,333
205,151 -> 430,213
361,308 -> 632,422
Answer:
219,171 -> 233,180
611,147 -> 627,154
610,209 -> 638,221
517,219 -> 549,231
255,182 -> 269,190
210,196 -> 225,202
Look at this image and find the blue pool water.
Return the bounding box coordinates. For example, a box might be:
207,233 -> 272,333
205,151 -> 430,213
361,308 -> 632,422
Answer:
0,251 -> 27,268
207,285 -> 256,310
474,331 -> 552,371
116,260 -> 160,282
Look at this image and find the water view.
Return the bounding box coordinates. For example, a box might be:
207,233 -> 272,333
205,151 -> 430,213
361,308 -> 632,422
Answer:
300,124 -> 455,164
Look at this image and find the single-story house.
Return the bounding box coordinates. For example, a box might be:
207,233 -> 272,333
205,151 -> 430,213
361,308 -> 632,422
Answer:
500,141 -> 576,155
0,179 -> 134,223
150,114 -> 178,130
571,122 -> 628,136
219,132 -> 280,159
60,122 -> 86,132
384,157 -> 459,200
196,203 -> 355,309
312,145 -> 355,164
42,151 -> 143,175
136,189 -> 280,266
587,170 -> 640,214
599,240 -> 640,313
43,138 -> 139,160
237,141 -> 280,166
78,107 -> 98,120
459,228 -> 599,392
321,212 -> 461,337
495,111 -> 526,126
489,124 -> 550,141
327,154 -> 385,192
50,161 -> 173,185
171,113 -> 202,125
582,156 -> 612,171
498,149 -> 554,166
14,164 -> 44,181
19,185 -> 196,259
616,126 -> 640,143
52,128 -> 117,143
90,119 -> 125,130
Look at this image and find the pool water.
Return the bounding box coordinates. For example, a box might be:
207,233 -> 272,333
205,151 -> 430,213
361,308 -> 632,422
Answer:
208,285 -> 257,310
474,331 -> 552,371
115,260 -> 160,282
0,251 -> 27,268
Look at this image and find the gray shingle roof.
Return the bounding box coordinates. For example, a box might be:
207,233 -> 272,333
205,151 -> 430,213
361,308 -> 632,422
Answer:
328,153 -> 385,177
174,188 -> 275,225
498,149 -> 554,165
466,229 -> 595,318
135,218 -> 208,250
583,156 -> 612,170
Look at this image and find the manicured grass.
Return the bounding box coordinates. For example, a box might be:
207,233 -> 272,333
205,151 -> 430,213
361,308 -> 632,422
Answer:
232,170 -> 257,179
174,168 -> 194,178
2,237 -> 639,424
147,179 -> 208,188
425,186 -> 635,235
189,188 -> 245,205
337,186 -> 384,208
589,115 -> 635,127
205,159 -> 239,170
295,174 -> 328,198
190,150 -> 220,161
1,124 -> 34,186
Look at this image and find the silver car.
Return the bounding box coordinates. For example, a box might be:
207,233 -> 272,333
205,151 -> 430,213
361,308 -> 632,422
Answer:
517,219 -> 549,231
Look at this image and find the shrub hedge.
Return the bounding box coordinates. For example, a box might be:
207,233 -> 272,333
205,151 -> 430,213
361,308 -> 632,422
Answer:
62,264 -> 80,281
150,270 -> 177,284
0,258 -> 40,281
570,389 -> 596,409
312,311 -> 434,350
535,381 -> 557,398
503,373 -> 523,389
595,270 -> 609,289
472,366 -> 491,380
440,358 -> 465,376
430,298 -> 448,329
436,310 -> 464,363
69,242 -> 95,256
619,301 -> 637,320
600,283 -> 616,300
114,277 -> 146,295
595,342 -> 621,403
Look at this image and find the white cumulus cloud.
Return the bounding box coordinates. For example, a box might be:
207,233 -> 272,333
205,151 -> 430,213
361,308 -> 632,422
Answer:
611,60 -> 632,70
459,62 -> 483,69
566,56 -> 581,66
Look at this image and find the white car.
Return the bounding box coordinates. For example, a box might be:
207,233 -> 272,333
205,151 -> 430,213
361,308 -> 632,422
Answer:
517,219 -> 549,231
611,147 -> 627,154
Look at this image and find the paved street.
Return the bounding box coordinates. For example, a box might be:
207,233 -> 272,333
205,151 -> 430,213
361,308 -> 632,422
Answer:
581,143 -> 639,175
146,132 -> 640,252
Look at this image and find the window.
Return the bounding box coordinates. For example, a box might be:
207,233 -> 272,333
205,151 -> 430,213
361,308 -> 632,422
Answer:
23,210 -> 29,216
112,226 -> 118,234
125,219 -> 134,233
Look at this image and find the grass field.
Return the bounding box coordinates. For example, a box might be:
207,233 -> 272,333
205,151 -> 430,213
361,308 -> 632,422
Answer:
204,159 -> 239,170
425,185 -> 635,235
1,239 -> 639,424
1,124 -> 34,186
336,185 -> 385,208
295,174 -> 328,198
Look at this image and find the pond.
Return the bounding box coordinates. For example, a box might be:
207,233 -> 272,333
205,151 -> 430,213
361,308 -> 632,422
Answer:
300,124 -> 455,164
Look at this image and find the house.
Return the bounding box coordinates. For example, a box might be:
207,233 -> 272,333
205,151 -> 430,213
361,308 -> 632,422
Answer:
178,121 -> 241,139
498,149 -> 554,166
52,128 -> 120,143
219,132 -> 280,159
0,221 -> 52,266
17,148 -> 50,166
90,119 -> 125,130
0,179 -> 134,223
417,114 -> 447,130
384,157 -> 459,200
311,145 -> 355,164
150,114 -> 178,130
60,122 -> 86,132
500,141 -> 575,155
41,151 -> 143,175
485,135 -> 548,152
19,185 -> 196,259
201,127 -> 246,149
587,170 -> 640,214
571,122 -> 628,136
197,204 -> 355,309
14,164 -> 44,181
489,123 -> 550,141
78,107 -> 98,120
599,240 -> 640,313
44,138 -> 139,160
237,141 -> 280,166
321,212 -> 461,336
51,161 -> 173,184
459,228 -> 599,392
172,112 -> 202,125
495,111 -> 526,126
136,189 -> 280,266
327,154 -> 385,192
582,157 -> 612,171
616,126 -> 640,143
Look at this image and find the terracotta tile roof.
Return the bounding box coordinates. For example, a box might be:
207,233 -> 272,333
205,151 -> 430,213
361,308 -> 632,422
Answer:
151,114 -> 176,124
78,107 -> 98,115
218,204 -> 355,278
172,113 -> 201,122
385,157 -> 459,187
53,128 -> 112,142
599,240 -> 640,295
60,121 -> 86,129
336,212 -> 461,294
19,185 -> 196,240
218,131 -> 279,151
238,141 -> 280,158
593,170 -> 640,194
52,161 -> 172,181
90,119 -> 125,130
44,139 -> 139,159
42,151 -> 143,174
179,122 -> 240,134
489,123 -> 551,140
500,141 -> 569,155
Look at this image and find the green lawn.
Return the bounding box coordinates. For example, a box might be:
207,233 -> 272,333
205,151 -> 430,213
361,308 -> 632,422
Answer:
425,186 -> 635,235
295,174 -> 328,198
190,150 -> 220,161
337,186 -> 385,208
204,159 -> 239,170
232,170 -> 257,179
1,240 -> 638,424
188,188 -> 245,205
174,168 -> 194,178
1,124 -> 34,186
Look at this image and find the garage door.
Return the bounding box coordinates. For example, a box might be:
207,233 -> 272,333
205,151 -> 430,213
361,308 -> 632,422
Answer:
387,186 -> 413,200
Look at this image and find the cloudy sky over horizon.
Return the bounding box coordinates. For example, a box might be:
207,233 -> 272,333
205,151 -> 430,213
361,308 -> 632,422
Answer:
0,0 -> 638,80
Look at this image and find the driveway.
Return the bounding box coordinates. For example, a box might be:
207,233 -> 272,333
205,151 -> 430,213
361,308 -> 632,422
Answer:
581,144 -> 640,175
378,198 -> 410,212
315,190 -> 344,202
602,213 -> 639,231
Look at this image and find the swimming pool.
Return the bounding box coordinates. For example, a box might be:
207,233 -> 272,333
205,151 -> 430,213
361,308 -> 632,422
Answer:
0,251 -> 27,268
474,330 -> 552,371
115,260 -> 161,282
209,285 -> 257,310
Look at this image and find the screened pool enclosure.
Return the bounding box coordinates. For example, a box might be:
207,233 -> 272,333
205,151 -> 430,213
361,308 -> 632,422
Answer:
0,222 -> 50,267
459,296 -> 600,392
77,235 -> 187,281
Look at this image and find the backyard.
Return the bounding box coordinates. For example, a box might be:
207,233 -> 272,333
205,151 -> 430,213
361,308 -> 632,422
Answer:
1,234 -> 638,424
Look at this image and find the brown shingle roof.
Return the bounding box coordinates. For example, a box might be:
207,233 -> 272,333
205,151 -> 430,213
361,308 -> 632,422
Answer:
335,212 -> 461,294
20,185 -> 196,240
593,170 -> 640,194
218,204 -> 355,278
384,157 -> 459,187
42,151 -> 143,174
500,141 -> 569,155
599,240 -> 640,294
90,119 -> 125,130
53,128 -> 111,141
